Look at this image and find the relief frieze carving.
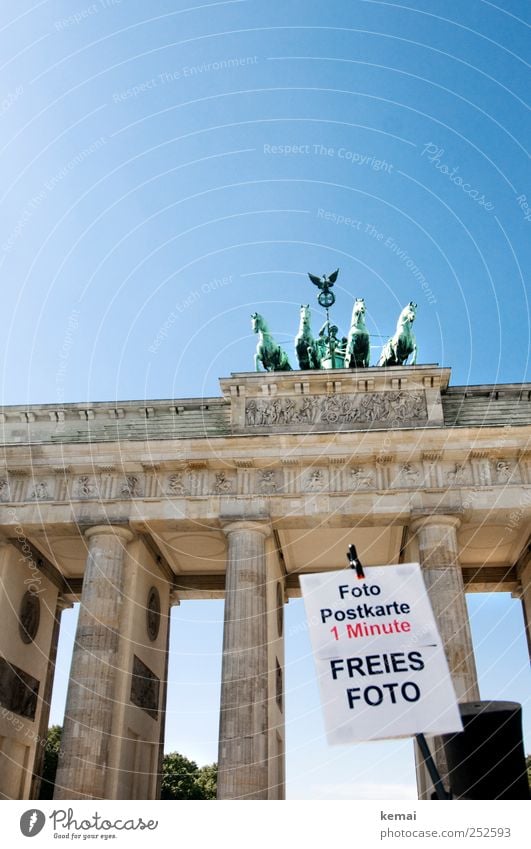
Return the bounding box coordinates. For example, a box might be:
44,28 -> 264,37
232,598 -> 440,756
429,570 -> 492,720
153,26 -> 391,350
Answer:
120,475 -> 143,498
213,471 -> 233,494
350,467 -> 375,489
30,481 -> 51,500
76,475 -> 98,498
244,391 -> 427,428
167,472 -> 185,495
495,459 -> 517,483
446,462 -> 471,486
259,470 -> 277,493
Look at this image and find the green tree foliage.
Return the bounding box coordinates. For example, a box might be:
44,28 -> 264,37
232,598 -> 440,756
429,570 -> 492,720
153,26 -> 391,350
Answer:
39,725 -> 62,799
195,762 -> 218,800
527,755 -> 531,788
161,752 -> 217,800
38,727 -> 217,800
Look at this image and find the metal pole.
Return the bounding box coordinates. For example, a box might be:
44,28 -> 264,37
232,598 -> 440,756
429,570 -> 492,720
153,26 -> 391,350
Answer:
415,733 -> 451,800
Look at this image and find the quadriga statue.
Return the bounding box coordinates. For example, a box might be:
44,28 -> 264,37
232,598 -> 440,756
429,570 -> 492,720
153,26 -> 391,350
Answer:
344,298 -> 370,368
251,312 -> 292,372
378,302 -> 418,366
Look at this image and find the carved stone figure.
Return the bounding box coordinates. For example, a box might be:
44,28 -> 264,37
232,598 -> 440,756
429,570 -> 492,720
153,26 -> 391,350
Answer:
121,475 -> 142,498
214,471 -> 233,493
344,298 -> 370,368
167,473 -> 185,494
307,469 -> 325,489
447,463 -> 468,485
77,475 -> 96,497
259,470 -> 277,492
350,467 -> 374,489
251,313 -> 292,372
31,481 -> 49,500
378,302 -> 418,366
400,462 -> 421,485
496,460 -> 512,482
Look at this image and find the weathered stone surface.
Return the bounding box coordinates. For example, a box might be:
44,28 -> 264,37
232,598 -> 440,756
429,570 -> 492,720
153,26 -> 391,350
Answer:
217,521 -> 272,800
411,514 -> 480,799
54,525 -> 134,800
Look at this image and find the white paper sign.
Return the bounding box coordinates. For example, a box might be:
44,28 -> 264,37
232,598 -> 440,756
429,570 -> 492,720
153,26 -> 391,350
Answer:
300,563 -> 463,745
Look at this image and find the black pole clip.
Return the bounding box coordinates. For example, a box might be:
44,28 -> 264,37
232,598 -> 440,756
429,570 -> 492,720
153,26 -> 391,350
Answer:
347,544 -> 365,579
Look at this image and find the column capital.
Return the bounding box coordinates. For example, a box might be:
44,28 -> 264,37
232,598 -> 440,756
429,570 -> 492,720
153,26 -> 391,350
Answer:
221,520 -> 272,538
410,513 -> 461,534
169,587 -> 181,607
84,524 -> 134,543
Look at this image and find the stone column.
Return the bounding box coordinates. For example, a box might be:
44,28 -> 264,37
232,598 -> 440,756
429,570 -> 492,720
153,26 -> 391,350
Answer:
411,515 -> 479,701
410,515 -> 480,798
54,525 -> 134,800
217,521 -> 271,800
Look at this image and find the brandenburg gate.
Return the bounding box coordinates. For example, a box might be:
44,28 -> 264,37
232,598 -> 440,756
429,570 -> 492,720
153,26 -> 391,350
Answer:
0,363 -> 530,800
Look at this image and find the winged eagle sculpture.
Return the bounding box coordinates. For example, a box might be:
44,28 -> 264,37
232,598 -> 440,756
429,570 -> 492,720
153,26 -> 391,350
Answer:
307,268 -> 339,309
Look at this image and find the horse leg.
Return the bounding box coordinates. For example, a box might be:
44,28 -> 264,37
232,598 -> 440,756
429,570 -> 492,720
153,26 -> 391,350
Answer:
254,351 -> 261,371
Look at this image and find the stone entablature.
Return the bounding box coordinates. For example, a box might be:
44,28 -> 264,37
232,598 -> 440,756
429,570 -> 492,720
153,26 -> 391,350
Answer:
0,451 -> 529,504
221,364 -> 449,432
0,367 -> 530,445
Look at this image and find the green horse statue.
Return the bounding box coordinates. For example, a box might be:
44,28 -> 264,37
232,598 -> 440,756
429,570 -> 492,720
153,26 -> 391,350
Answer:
344,297 -> 370,368
251,312 -> 292,371
378,302 -> 418,366
295,304 -> 320,370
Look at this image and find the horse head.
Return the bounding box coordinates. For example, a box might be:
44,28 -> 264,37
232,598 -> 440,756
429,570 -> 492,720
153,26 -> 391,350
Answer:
251,312 -> 264,333
299,304 -> 311,325
399,301 -> 417,326
351,297 -> 366,326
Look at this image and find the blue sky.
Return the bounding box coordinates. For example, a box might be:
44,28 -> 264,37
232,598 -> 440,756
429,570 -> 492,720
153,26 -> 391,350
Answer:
1,0 -> 530,798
